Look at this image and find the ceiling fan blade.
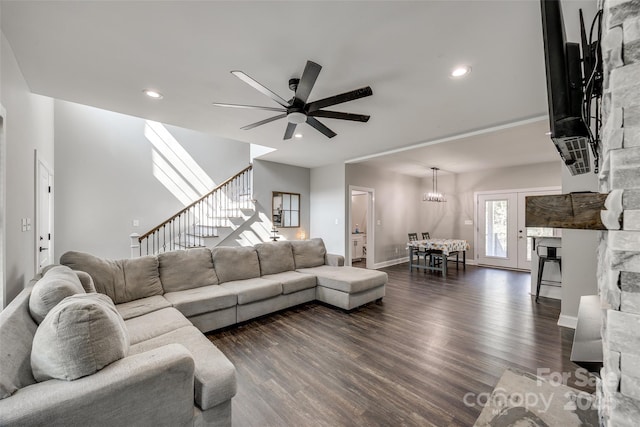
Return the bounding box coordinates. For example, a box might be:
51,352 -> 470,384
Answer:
294,61 -> 322,105
240,113 -> 287,130
284,122 -> 297,140
307,110 -> 370,122
306,86 -> 373,112
306,117 -> 337,139
231,70 -> 290,108
212,103 -> 286,113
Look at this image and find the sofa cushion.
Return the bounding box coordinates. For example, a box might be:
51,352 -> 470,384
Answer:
254,241 -> 295,275
211,246 -> 261,283
290,238 -> 326,268
0,286 -> 38,399
124,307 -> 192,345
158,248 -> 218,292
115,295 -> 172,320
297,265 -> 388,293
220,278 -> 282,305
61,251 -> 163,304
129,325 -> 236,411
31,293 -> 129,382
74,270 -> 97,293
164,285 -> 237,318
262,271 -> 317,295
29,266 -> 85,324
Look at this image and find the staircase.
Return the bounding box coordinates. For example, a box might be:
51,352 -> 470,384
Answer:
137,165 -> 253,256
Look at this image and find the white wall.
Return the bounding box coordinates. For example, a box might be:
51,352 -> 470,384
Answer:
559,164 -> 600,326
310,163 -> 345,256
421,161 -> 562,260
54,100 -> 249,260
252,159 -> 310,241
1,31 -> 55,305
351,193 -> 367,234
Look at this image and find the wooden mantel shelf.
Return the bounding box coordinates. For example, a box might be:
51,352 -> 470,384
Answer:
525,192 -> 609,230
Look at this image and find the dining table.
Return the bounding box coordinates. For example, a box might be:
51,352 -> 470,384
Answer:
407,238 -> 470,276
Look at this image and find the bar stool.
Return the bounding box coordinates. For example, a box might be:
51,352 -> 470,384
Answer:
536,245 -> 562,303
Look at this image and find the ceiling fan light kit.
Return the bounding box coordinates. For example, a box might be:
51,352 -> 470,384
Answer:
287,112 -> 306,124
213,60 -> 373,140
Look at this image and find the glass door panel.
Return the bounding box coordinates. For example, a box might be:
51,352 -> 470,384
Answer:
477,193 -> 518,269
485,200 -> 508,258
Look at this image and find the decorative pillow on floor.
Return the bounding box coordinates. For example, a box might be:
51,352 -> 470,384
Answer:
29,265 -> 86,324
31,293 -> 129,382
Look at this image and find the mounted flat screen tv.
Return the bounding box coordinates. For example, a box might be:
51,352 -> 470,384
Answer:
540,0 -> 594,175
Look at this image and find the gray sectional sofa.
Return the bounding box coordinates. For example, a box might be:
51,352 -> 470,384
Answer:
0,238 -> 387,426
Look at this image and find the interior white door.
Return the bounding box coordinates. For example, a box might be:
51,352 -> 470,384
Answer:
478,193 -> 518,268
37,159 -> 53,271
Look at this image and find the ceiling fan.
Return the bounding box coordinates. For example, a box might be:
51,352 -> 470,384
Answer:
213,60 -> 372,140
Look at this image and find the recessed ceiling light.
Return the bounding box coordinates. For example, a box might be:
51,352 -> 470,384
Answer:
294,133 -> 303,139
143,89 -> 163,99
450,66 -> 471,78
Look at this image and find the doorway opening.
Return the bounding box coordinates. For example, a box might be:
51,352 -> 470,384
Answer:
348,186 -> 374,269
475,187 -> 560,271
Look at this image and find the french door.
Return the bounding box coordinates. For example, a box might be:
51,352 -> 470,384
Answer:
477,188 -> 560,270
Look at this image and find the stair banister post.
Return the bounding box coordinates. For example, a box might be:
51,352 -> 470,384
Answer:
129,233 -> 140,258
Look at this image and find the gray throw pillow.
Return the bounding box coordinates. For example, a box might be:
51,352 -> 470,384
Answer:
158,248 -> 218,292
290,238 -> 327,268
60,251 -> 163,304
29,265 -> 86,324
211,246 -> 261,283
255,241 -> 295,275
31,293 -> 129,382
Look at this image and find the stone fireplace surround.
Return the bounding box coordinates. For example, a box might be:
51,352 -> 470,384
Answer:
598,0 -> 640,424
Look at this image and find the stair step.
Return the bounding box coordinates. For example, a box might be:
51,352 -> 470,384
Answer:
176,243 -> 206,249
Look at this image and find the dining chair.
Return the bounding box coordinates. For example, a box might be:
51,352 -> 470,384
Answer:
421,231 -> 443,267
408,233 -> 429,268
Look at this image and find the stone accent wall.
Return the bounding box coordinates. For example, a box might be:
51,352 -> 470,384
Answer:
599,0 -> 640,425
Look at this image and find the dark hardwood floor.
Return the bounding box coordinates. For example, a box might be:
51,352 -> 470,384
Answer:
207,263 -> 592,427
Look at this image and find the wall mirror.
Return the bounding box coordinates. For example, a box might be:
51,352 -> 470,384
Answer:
272,191 -> 300,228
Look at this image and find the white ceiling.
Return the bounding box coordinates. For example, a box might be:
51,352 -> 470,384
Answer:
1,0 -> 596,174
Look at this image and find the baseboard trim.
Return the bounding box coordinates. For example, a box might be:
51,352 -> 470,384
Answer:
372,257 -> 409,269
557,314 -> 577,329
370,257 -> 477,269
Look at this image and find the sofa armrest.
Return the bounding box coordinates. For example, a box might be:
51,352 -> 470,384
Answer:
75,270 -> 97,292
0,344 -> 195,427
325,253 -> 345,266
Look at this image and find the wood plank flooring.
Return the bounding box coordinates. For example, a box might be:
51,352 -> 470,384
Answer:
207,263 -> 593,427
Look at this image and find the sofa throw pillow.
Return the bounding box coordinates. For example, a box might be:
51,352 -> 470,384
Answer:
29,265 -> 86,324
211,246 -> 261,283
60,251 -> 163,304
158,248 -> 219,292
255,241 -> 295,275
31,293 -> 129,382
291,238 -> 327,269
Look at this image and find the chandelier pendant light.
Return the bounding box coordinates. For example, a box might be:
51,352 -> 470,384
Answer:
424,167 -> 446,202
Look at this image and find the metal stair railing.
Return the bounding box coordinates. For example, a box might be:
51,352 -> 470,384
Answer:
137,164 -> 253,256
